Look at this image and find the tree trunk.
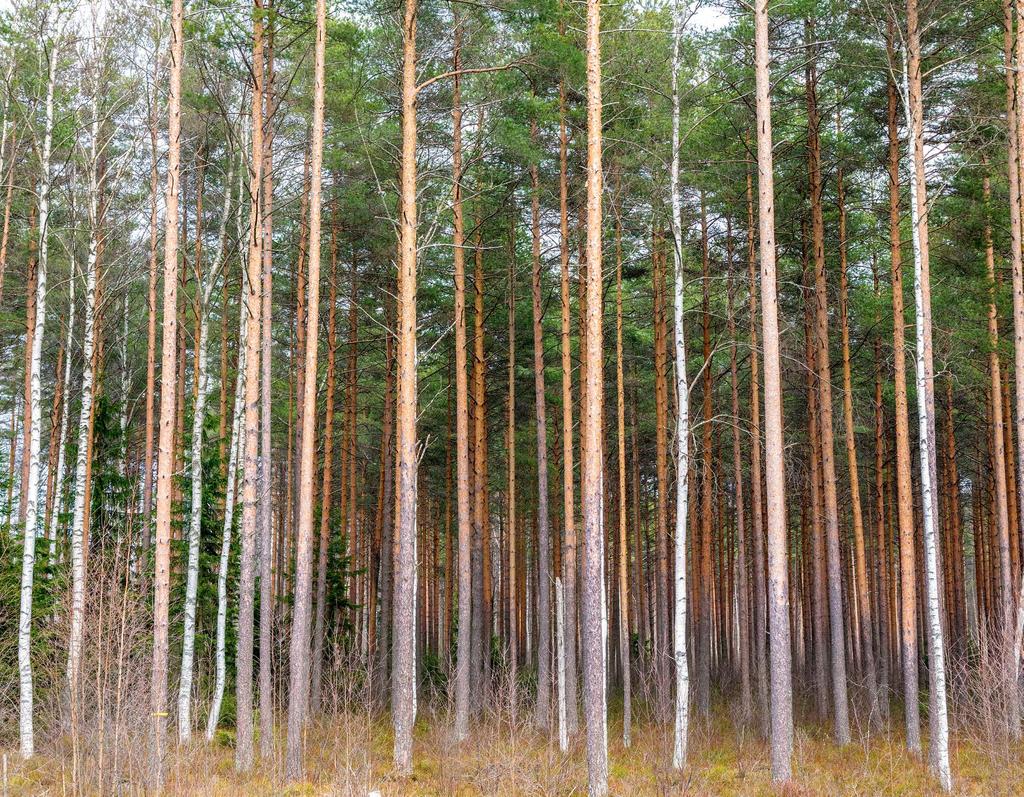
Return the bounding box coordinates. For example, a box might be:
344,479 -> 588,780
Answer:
557,76 -> 577,734
18,201 -> 37,534
1006,0 -> 1024,723
178,155 -> 233,744
902,13 -> 952,783
745,162 -> 769,727
885,29 -> 922,754
471,226 -> 488,706
258,14 -> 276,760
613,184 -> 632,749
873,256 -> 892,712
507,216 -> 517,687
697,194 -> 713,719
285,0 -> 325,774
451,18 -> 475,740
728,269 -> 751,721
235,0 -> 265,769
142,46 -> 160,548
311,208 -> 340,715
836,134 -> 880,728
581,0 -> 608,789
207,227 -> 249,740
148,0 -> 181,771
68,92 -> 102,732
391,0 -> 419,773
805,27 -> 850,742
983,171 -> 1016,729
647,232 -> 668,700
373,291 -> 396,698
668,2 -> 691,758
753,0 -> 793,779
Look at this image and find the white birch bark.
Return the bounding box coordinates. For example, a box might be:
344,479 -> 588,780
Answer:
556,577 -> 567,752
0,64 -> 11,197
207,160 -> 248,741
669,0 -> 690,772
19,32 -> 61,758
178,159 -> 233,743
206,385 -> 243,740
119,293 -> 129,479
902,52 -> 952,792
67,170 -> 100,699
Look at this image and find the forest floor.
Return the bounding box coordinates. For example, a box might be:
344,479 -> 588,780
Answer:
4,701 -> 1023,795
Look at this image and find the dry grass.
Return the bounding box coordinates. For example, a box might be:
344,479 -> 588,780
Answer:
6,539 -> 1020,794
3,702 -> 1022,796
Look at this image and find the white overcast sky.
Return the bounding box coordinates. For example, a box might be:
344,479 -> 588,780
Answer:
0,0 -> 732,35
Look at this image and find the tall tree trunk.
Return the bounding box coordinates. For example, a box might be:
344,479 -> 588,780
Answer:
613,185 -> 632,749
745,161 -> 769,725
803,226 -> 829,718
68,94 -> 102,731
1006,0 -> 1024,722
311,209 -> 340,714
507,220 -> 517,686
557,75 -> 578,734
754,0 -> 793,779
728,269 -> 752,721
178,157 -> 233,743
148,0 -> 181,772
902,12 -> 952,784
391,0 -> 419,773
873,254 -> 892,711
207,224 -> 249,739
373,290 -> 396,698
345,256 -> 359,650
235,0 -> 265,770
805,26 -> 850,742
668,0 -> 691,759
581,0 -> 608,789
292,149 -> 311,539
285,0 -> 325,775
451,19 -> 475,740
652,232 -> 670,705
886,28 -> 922,754
983,172 -> 1016,730
836,132 -> 880,728
697,194 -> 713,719
258,13 -> 276,759
142,44 -> 160,547
471,227 -> 488,706
19,190 -> 38,532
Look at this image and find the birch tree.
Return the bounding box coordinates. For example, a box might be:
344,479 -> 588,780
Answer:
902,11 -> 951,785
206,161 -> 248,740
178,155 -> 233,744
18,16 -> 62,759
668,0 -> 689,769
67,44 -> 103,711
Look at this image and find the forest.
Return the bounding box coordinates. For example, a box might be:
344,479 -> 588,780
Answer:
1,0 -> 1023,792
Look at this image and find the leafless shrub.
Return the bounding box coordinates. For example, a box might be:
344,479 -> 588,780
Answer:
947,622 -> 1019,769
